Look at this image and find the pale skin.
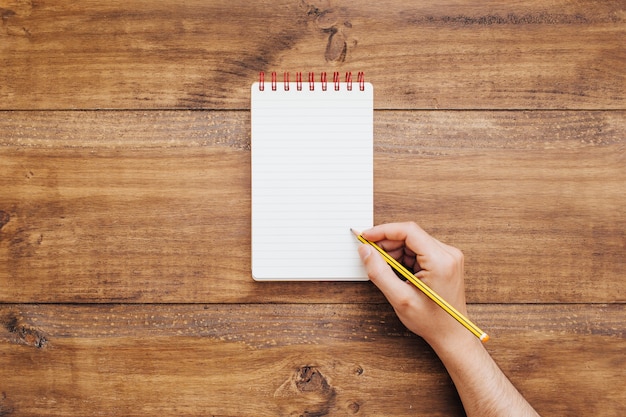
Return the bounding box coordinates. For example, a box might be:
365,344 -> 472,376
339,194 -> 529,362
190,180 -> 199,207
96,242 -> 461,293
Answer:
356,222 -> 540,417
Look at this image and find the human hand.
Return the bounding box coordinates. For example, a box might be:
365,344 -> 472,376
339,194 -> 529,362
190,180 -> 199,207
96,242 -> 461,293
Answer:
357,223 -> 541,416
357,222 -> 470,348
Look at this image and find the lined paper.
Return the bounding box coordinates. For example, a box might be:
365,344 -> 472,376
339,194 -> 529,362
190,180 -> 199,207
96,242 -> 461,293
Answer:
251,82 -> 373,280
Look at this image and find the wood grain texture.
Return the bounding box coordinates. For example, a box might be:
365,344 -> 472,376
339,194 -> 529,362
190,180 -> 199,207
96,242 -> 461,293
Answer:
1,303 -> 624,417
1,0 -> 624,110
1,1 -> 625,415
1,110 -> 624,303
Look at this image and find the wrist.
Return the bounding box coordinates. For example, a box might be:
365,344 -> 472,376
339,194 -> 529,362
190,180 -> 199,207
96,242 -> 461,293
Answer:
425,325 -> 484,362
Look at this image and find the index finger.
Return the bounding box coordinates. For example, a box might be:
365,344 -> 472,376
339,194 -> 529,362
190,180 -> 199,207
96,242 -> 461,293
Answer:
361,222 -> 440,257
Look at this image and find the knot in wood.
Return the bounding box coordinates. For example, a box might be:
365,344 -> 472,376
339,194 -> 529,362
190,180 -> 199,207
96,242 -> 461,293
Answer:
274,365 -> 337,416
3,312 -> 48,349
0,210 -> 9,229
295,366 -> 330,393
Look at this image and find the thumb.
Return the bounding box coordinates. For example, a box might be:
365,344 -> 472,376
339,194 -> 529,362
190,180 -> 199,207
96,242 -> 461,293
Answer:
358,244 -> 412,305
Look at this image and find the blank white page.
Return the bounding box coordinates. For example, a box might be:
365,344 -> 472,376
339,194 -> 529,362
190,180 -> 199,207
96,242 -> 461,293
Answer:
251,81 -> 373,280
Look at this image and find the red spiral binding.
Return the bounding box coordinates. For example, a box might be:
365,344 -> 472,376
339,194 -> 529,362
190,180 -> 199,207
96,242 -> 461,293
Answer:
258,71 -> 365,91
296,72 -> 303,91
259,71 -> 265,91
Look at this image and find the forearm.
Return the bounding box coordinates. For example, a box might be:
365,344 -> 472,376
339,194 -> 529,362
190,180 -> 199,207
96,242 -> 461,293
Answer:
430,332 -> 540,417
356,223 -> 539,415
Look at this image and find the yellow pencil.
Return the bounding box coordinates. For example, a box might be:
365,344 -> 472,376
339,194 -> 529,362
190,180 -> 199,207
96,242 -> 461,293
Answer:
351,229 -> 489,343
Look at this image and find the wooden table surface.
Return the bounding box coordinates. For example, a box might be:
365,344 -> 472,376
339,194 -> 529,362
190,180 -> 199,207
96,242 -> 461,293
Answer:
1,1 -> 625,416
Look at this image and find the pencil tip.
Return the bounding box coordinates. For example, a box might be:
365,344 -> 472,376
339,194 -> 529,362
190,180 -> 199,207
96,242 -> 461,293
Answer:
350,228 -> 360,236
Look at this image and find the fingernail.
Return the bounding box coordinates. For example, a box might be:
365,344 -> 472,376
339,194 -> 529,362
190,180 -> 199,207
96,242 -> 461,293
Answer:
358,244 -> 371,261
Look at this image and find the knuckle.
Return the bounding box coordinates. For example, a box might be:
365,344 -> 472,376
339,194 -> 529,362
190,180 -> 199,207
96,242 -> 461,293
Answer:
393,290 -> 418,312
405,221 -> 421,233
439,248 -> 464,274
450,247 -> 464,264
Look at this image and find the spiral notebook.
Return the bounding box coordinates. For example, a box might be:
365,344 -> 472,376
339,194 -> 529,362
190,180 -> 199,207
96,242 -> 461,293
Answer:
251,72 -> 373,281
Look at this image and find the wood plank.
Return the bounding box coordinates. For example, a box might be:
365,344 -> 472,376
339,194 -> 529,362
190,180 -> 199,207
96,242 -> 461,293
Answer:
1,110 -> 624,303
1,1 -> 624,110
376,110 -> 626,304
0,303 -> 624,416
